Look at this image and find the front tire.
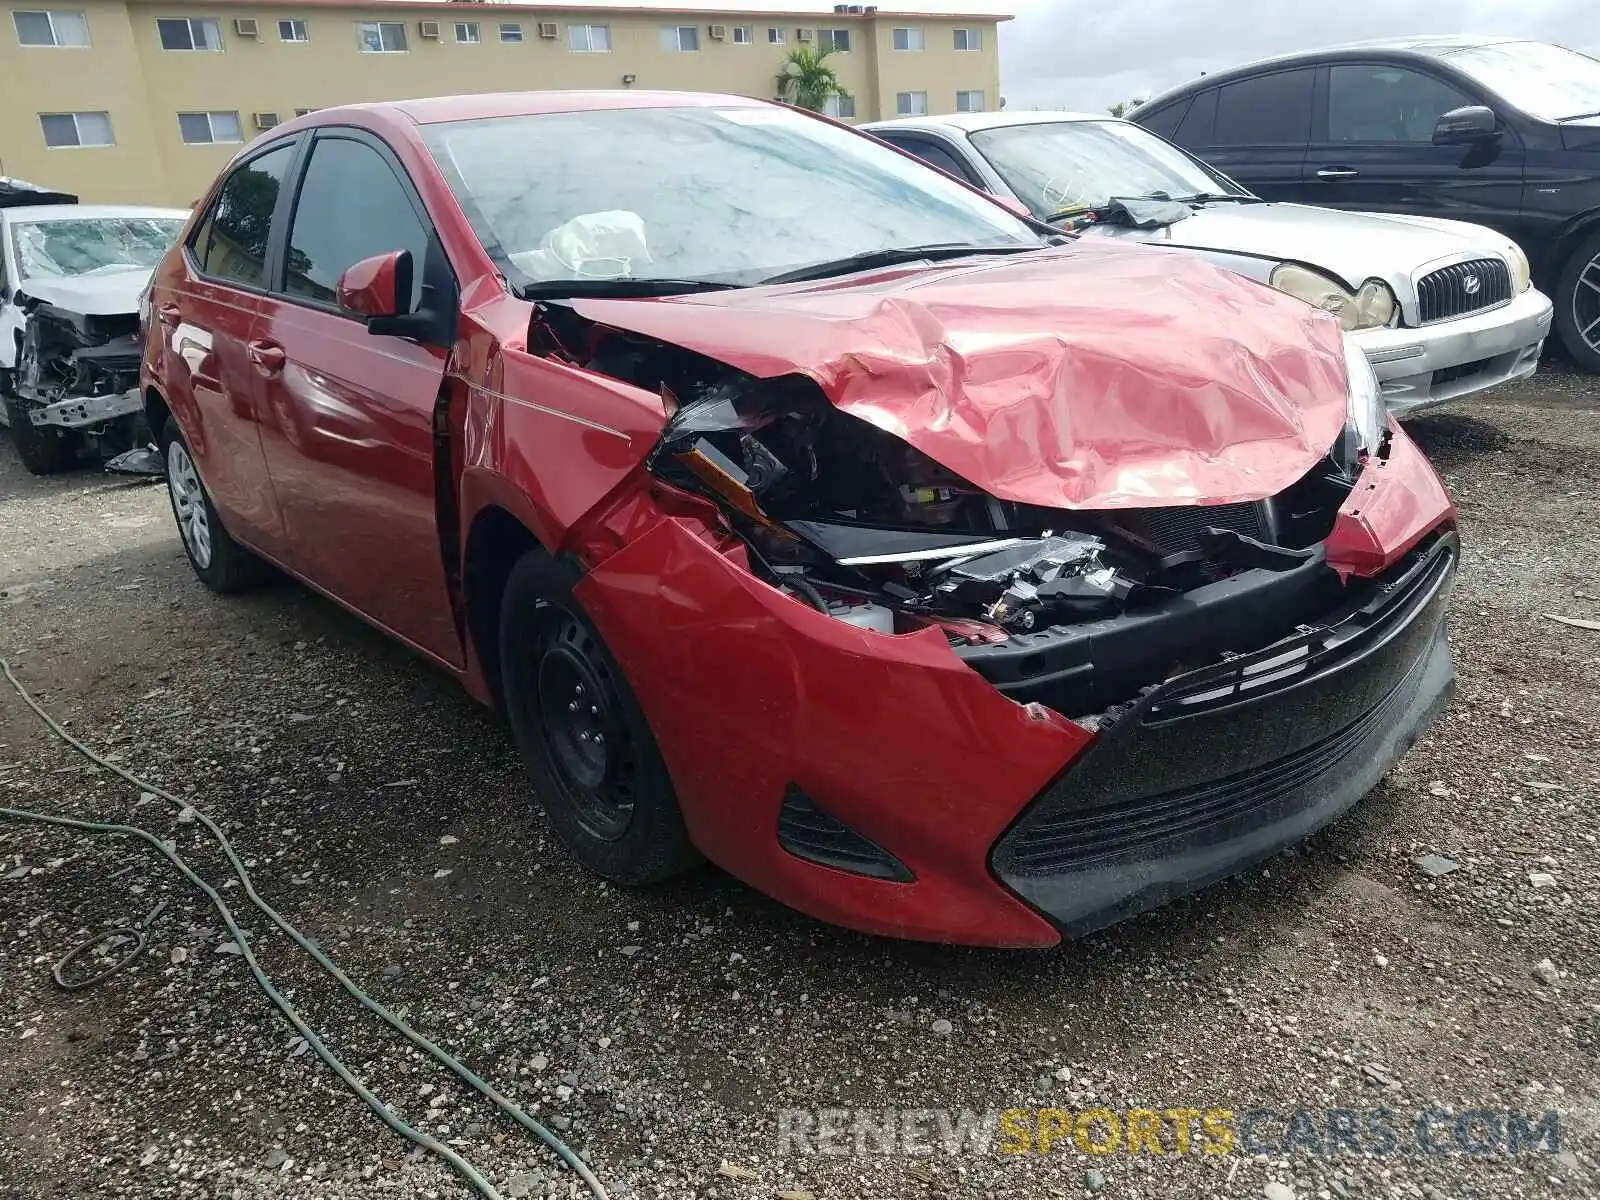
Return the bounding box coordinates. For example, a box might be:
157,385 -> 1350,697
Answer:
498,552 -> 698,885
159,416 -> 272,593
5,395 -> 75,475
1554,230 -> 1600,373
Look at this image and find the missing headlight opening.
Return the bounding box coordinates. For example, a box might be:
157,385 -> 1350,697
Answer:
532,302 -> 1371,718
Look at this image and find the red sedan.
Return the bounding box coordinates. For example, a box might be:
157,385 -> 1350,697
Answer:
140,91 -> 1457,948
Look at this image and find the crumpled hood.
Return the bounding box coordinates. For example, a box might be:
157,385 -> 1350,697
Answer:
572,239 -> 1350,510
17,268 -> 152,316
1110,202 -> 1516,290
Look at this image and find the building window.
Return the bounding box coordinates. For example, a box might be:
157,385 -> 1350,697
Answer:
568,23 -> 609,52
953,27 -> 981,52
295,107 -> 318,116
178,110 -> 243,144
14,10 -> 89,46
896,91 -> 928,116
278,18 -> 307,42
817,27 -> 850,53
891,26 -> 922,51
732,25 -> 752,45
766,26 -> 784,44
823,94 -> 856,119
357,20 -> 406,52
39,111 -> 113,147
660,25 -> 698,52
453,21 -> 478,43
956,90 -> 985,113
499,22 -> 521,42
157,16 -> 222,50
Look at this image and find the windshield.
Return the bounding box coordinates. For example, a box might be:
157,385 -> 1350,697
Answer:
1439,41 -> 1600,121
11,216 -> 185,282
420,105 -> 1043,291
969,120 -> 1250,219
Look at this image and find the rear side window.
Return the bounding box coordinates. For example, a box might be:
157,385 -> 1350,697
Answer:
1327,65 -> 1474,142
1136,98 -> 1189,140
190,142 -> 296,288
1213,70 -> 1314,145
283,136 -> 430,310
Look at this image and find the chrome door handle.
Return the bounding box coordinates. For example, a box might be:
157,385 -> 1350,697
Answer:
1315,167 -> 1359,181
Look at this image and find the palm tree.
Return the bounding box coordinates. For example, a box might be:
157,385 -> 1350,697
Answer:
778,45 -> 849,113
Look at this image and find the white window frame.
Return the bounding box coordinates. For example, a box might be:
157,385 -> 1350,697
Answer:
567,23 -> 609,52
661,24 -> 698,52
953,27 -> 981,52
277,18 -> 307,42
14,10 -> 90,47
356,20 -> 406,52
156,16 -> 222,50
896,91 -> 928,116
178,110 -> 243,145
822,95 -> 856,119
955,90 -> 985,113
39,111 -> 113,148
766,26 -> 785,45
498,22 -> 521,43
731,25 -> 752,45
453,21 -> 479,44
890,26 -> 922,52
817,27 -> 850,53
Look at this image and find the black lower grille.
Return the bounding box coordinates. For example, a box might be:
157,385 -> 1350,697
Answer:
1417,258 -> 1511,324
777,785 -> 912,881
1115,501 -> 1268,555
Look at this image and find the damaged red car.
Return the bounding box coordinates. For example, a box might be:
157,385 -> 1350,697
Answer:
140,92 -> 1458,948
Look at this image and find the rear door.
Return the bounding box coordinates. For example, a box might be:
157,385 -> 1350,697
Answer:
1306,62 -> 1526,240
253,127 -> 463,666
1186,68 -> 1316,200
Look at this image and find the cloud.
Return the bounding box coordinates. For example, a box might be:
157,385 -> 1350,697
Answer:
999,0 -> 1600,112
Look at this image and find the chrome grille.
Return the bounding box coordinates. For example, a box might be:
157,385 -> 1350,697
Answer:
1416,258 -> 1511,324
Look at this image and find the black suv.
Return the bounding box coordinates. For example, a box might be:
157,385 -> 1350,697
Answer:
1134,37 -> 1600,370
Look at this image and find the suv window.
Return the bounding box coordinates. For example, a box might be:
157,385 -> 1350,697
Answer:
1175,90 -> 1217,145
191,142 -> 296,288
1327,65 -> 1474,143
283,135 -> 430,310
1212,69 -> 1314,145
1136,99 -> 1189,140
884,136 -> 973,183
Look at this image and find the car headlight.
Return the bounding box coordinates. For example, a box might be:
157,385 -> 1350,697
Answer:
1270,264 -> 1397,331
1504,242 -> 1532,294
1343,335 -> 1388,453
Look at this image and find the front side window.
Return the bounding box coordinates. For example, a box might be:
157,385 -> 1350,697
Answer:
278,18 -> 307,41
499,23 -> 521,43
284,137 -> 430,310
1327,65 -> 1474,142
891,26 -> 922,51
953,27 -> 981,52
661,25 -> 697,52
568,23 -> 609,51
1438,40 -> 1600,122
14,10 -> 89,46
817,27 -> 850,53
357,20 -> 406,52
157,16 -> 220,50
453,21 -> 478,44
1213,69 -> 1314,145
896,91 -> 928,116
767,26 -> 784,45
420,104 -> 1041,291
12,214 -> 184,282
956,90 -> 985,113
178,110 -> 243,144
969,119 -> 1249,219
191,143 -> 295,286
39,111 -> 113,148
890,138 -> 971,181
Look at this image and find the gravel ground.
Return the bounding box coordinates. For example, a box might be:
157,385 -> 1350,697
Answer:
2,369 -> 1598,1200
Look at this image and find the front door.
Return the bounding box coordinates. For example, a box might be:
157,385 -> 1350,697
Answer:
253,128 -> 462,666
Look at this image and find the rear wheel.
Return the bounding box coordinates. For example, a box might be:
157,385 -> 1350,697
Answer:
1554,230 -> 1600,373
498,551 -> 698,884
4,395 -> 75,475
159,416 -> 272,593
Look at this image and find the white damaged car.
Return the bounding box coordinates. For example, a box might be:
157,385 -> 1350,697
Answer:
0,182 -> 188,473
864,112 -> 1554,415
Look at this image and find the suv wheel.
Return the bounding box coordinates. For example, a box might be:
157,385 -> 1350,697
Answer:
1554,229 -> 1600,373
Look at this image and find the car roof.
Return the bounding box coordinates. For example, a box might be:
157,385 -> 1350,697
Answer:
296,90 -> 772,128
864,110 -> 1107,134
0,204 -> 190,222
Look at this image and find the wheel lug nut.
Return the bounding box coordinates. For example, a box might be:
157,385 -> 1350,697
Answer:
590,706 -> 599,717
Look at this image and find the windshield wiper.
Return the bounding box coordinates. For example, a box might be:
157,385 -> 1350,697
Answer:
517,278 -> 740,300
1559,109 -> 1600,121
1173,192 -> 1262,205
758,243 -> 1040,287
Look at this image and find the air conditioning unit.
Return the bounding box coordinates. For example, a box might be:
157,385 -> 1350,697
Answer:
253,111 -> 279,129
796,27 -> 813,42
418,19 -> 440,38
233,17 -> 258,37
537,21 -> 557,38
708,23 -> 726,39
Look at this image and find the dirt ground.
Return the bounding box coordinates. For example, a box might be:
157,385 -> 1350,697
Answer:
2,368 -> 1597,1200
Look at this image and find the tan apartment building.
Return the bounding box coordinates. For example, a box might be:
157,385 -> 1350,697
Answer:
1,0 -> 1007,206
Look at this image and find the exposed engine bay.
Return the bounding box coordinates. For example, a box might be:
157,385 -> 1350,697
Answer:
535,303 -> 1371,716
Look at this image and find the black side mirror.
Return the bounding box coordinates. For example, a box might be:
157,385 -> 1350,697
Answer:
1433,105 -> 1499,146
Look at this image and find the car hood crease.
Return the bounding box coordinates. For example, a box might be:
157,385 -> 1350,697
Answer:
15,270 -> 153,316
572,242 -> 1351,510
